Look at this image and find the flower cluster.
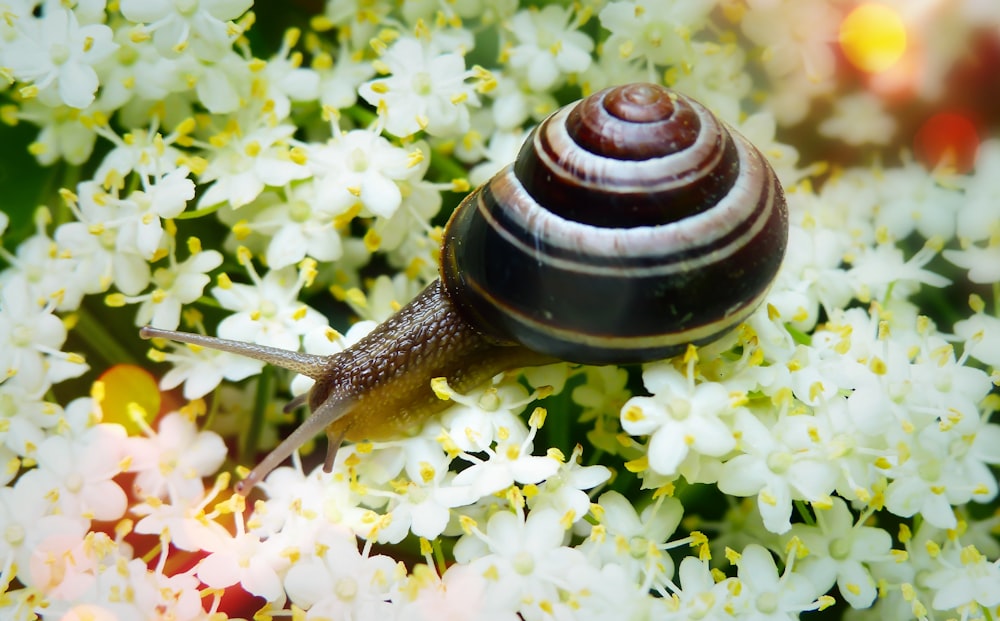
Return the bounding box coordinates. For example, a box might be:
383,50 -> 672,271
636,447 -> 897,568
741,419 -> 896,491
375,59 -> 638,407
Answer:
1,1 -> 998,620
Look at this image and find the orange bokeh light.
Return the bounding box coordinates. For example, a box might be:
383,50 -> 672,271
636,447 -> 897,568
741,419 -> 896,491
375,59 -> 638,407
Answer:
914,112 -> 980,173
96,364 -> 161,434
840,3 -> 908,73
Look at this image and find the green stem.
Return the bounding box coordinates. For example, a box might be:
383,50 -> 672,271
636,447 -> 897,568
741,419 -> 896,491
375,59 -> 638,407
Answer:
176,203 -> 225,220
432,538 -> 447,575
793,500 -> 816,526
241,366 -> 273,466
73,304 -> 141,367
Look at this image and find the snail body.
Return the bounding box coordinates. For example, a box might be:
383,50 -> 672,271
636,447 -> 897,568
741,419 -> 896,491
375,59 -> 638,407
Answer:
140,83 -> 788,494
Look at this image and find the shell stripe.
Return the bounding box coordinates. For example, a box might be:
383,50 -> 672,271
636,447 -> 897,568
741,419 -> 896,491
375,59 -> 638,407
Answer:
459,263 -> 772,353
533,98 -> 726,192
478,137 -> 777,279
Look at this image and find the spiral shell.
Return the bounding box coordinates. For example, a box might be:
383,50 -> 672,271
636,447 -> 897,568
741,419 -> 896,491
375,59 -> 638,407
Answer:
441,82 -> 788,365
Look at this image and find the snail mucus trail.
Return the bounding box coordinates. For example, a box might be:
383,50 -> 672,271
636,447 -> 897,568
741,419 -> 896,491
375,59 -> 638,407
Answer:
140,82 -> 789,495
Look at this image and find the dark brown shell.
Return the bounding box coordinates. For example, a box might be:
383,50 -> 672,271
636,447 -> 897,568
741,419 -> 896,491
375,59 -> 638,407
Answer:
440,83 -> 788,365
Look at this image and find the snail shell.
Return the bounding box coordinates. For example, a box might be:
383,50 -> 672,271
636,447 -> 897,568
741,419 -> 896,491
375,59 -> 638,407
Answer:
140,82 -> 788,493
441,82 -> 787,364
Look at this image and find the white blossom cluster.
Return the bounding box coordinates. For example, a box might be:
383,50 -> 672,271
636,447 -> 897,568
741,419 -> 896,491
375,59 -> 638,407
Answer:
0,1 -> 999,620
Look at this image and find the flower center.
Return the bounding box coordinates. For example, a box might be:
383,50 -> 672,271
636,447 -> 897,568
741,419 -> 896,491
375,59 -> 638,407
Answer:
643,24 -> 665,47
690,592 -> 715,618
289,200 -> 311,223
829,537 -> 851,560
65,472 -> 85,493
118,44 -> 139,65
411,71 -> 433,96
99,228 -> 118,250
348,147 -> 369,172
755,591 -> 778,614
512,550 -> 535,575
917,459 -> 941,482
667,398 -> 691,420
477,389 -> 501,411
5,523 -> 25,546
49,43 -> 70,65
335,577 -> 357,601
629,536 -> 648,559
259,299 -> 277,318
175,0 -> 199,17
11,325 -> 34,348
153,267 -> 176,290
766,451 -> 793,474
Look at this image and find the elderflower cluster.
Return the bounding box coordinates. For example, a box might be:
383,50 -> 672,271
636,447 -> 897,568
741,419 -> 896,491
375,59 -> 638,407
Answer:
0,1 -> 999,620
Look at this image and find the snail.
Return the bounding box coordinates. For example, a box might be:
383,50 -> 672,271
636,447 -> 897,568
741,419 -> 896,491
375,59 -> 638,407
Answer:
140,82 -> 788,494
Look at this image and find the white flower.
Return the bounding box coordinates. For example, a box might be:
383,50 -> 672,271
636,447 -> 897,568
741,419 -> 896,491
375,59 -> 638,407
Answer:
506,5 -> 594,92
741,0 -> 839,83
26,423 -> 128,521
213,264 -> 327,351
818,92 -> 897,146
119,0 -> 252,61
56,183 -> 153,295
729,544 -> 826,620
132,241 -> 222,330
282,528 -> 399,616
308,126 -> 425,219
943,241 -> 1000,284
453,509 -> 586,618
435,378 -> 537,453
132,495 -> 233,551
399,562 -> 519,621
0,7 -> 117,108
718,410 -> 839,534
848,240 -> 950,302
527,445 -> 609,523
93,125 -> 185,185
254,28 -> 320,120
925,544 -> 1000,610
954,310 -> 1000,368
316,42 -> 376,110
599,1 -> 713,69
319,0 -> 393,51
0,477 -> 90,581
197,530 -> 287,601
93,27 -> 184,111
665,556 -> 737,619
234,184 -> 347,270
373,438 -> 476,543
124,411 -> 227,501
13,100 -> 100,166
669,41 -> 751,123
876,164 -> 960,240
0,379 -> 61,457
359,36 -> 480,137
0,218 -> 86,312
577,490 -> 683,582
883,421 -> 996,529
0,278 -> 87,393
196,110 -> 310,207
450,435 -> 559,499
955,139 -> 1000,243
621,363 -> 737,477
785,497 -> 893,608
